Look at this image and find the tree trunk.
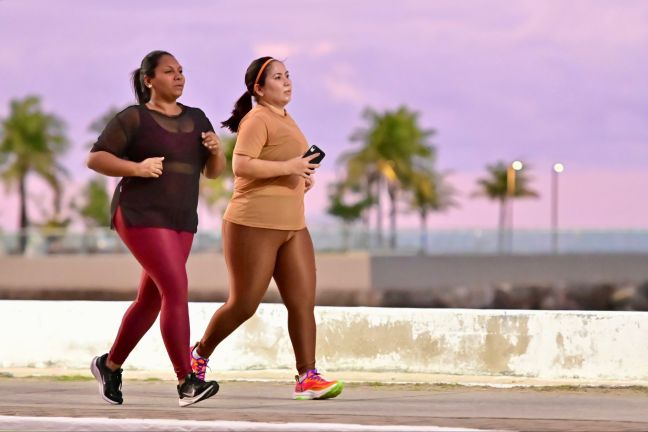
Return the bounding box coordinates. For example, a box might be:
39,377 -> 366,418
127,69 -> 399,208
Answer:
18,174 -> 29,254
419,209 -> 428,255
361,177 -> 372,249
342,223 -> 350,252
388,183 -> 397,250
375,177 -> 383,248
497,197 -> 507,254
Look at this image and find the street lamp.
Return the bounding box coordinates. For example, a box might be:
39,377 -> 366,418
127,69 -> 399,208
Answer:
551,163 -> 564,253
506,160 -> 523,253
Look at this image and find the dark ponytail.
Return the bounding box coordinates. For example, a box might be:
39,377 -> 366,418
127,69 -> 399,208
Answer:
131,68 -> 148,104
131,50 -> 173,104
221,91 -> 253,133
221,56 -> 274,133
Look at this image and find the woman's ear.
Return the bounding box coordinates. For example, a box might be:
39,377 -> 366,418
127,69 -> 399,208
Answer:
254,83 -> 263,98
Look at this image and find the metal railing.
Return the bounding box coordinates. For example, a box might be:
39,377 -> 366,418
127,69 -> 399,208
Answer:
1,227 -> 648,256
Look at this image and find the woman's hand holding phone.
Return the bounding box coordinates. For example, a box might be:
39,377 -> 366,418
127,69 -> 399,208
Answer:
303,145 -> 326,164
286,153 -> 320,178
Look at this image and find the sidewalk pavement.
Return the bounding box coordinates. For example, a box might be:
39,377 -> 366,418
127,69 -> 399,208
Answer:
1,369 -> 647,432
2,367 -> 648,388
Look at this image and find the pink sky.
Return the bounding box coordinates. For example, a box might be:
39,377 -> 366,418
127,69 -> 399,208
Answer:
1,0 -> 647,230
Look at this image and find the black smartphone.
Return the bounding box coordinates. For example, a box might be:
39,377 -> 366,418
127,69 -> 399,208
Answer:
303,144 -> 326,164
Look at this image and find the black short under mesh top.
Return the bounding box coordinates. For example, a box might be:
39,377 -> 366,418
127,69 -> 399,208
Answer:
90,104 -> 213,233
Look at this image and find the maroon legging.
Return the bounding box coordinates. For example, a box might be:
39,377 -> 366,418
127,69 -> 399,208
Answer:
107,207 -> 193,381
197,220 -> 317,374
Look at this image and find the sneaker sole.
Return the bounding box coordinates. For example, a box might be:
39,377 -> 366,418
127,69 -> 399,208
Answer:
90,357 -> 122,405
178,382 -> 220,407
293,381 -> 344,400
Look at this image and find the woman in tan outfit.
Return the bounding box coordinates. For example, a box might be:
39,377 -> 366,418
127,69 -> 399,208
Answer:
190,57 -> 343,400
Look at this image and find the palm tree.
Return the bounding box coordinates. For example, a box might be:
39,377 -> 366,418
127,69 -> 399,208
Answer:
326,181 -> 372,251
404,167 -> 458,254
0,96 -> 69,253
473,161 -> 539,252
75,176 -> 111,228
341,106 -> 436,249
338,141 -> 384,247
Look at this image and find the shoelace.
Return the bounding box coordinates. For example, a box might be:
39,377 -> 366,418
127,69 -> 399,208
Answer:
195,357 -> 209,366
182,373 -> 214,396
305,371 -> 326,383
192,356 -> 210,379
106,369 -> 123,390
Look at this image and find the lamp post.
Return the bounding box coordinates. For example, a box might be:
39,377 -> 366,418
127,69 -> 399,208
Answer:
551,163 -> 564,254
506,160 -> 523,253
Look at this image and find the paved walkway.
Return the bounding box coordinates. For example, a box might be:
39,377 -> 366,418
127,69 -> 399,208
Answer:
1,377 -> 647,431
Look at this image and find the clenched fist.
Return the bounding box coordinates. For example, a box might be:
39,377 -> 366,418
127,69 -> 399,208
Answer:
136,157 -> 165,178
202,131 -> 221,155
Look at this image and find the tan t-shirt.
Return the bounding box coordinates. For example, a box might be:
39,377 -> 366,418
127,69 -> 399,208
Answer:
223,104 -> 309,230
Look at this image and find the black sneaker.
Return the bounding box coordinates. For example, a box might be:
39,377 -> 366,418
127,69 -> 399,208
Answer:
90,353 -> 123,405
177,372 -> 219,407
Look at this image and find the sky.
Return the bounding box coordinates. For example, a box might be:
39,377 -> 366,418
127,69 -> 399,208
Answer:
1,0 -> 648,231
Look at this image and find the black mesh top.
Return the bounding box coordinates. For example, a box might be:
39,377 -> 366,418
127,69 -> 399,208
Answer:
90,104 -> 213,233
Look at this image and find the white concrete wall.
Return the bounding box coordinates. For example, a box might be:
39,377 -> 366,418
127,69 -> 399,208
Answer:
1,301 -> 647,382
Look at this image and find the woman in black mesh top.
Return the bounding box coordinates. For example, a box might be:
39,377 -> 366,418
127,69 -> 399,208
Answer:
87,50 -> 222,407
